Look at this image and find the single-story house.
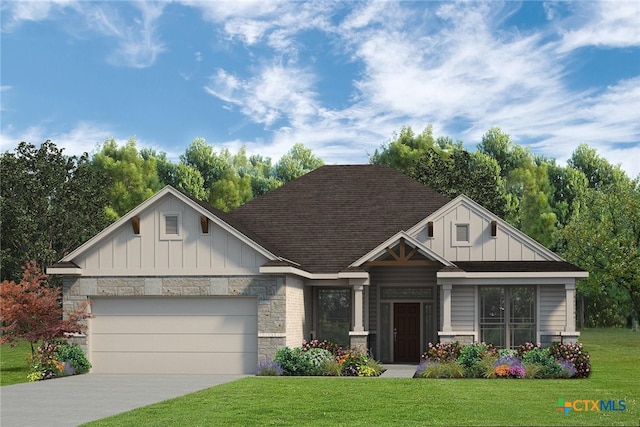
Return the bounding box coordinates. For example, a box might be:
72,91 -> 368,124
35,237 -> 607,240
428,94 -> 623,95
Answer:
49,164 -> 587,374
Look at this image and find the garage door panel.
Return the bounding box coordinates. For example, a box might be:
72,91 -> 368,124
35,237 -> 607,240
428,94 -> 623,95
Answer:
91,315 -> 258,334
91,332 -> 258,353
91,297 -> 255,316
90,352 -> 257,374
89,297 -> 258,375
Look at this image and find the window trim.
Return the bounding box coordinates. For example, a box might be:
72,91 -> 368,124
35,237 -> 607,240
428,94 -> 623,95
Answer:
451,222 -> 471,247
479,285 -> 536,349
160,211 -> 183,240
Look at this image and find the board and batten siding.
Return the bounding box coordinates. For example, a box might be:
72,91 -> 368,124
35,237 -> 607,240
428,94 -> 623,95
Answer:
73,194 -> 268,276
451,285 -> 475,330
415,202 -> 552,262
538,285 -> 566,332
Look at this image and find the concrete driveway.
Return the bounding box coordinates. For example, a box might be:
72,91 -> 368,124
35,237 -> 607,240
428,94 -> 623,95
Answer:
0,373 -> 247,427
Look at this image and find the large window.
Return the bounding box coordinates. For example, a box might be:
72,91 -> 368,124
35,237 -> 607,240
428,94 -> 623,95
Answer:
316,288 -> 351,347
480,286 -> 535,349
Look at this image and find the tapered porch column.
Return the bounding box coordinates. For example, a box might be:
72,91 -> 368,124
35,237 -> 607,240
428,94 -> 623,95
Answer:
442,283 -> 452,332
562,282 -> 580,343
352,283 -> 365,332
349,277 -> 369,348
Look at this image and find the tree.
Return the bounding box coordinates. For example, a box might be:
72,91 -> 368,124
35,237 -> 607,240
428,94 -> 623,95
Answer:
0,262 -> 88,355
411,145 -> 509,217
477,127 -> 529,178
370,125 -> 436,174
273,143 -> 324,183
91,137 -> 162,219
1,141 -> 111,281
568,143 -> 618,189
180,138 -> 229,190
507,161 -> 557,248
562,175 -> 640,329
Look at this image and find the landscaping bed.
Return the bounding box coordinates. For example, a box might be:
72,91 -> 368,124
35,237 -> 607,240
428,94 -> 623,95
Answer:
415,341 -> 590,379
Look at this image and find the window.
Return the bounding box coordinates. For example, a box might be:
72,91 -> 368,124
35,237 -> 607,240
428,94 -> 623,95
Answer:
456,224 -> 469,242
479,286 -> 535,349
160,212 -> 182,240
316,288 -> 351,347
452,222 -> 471,246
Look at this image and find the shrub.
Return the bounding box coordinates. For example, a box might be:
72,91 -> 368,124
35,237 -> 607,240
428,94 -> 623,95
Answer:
550,342 -> 591,378
256,359 -> 283,376
414,360 -> 465,378
274,347 -> 314,376
301,348 -> 334,375
55,343 -> 91,375
421,342 -> 462,363
519,346 -> 562,378
456,343 -> 498,377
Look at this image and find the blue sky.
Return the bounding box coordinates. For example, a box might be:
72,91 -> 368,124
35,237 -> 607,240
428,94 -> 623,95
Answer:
1,1 -> 639,177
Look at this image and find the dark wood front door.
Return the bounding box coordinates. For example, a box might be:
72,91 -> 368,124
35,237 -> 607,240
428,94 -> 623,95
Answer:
394,303 -> 420,362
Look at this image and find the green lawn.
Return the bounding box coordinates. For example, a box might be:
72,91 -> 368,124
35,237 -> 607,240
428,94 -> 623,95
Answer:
83,328 -> 640,426
0,339 -> 33,386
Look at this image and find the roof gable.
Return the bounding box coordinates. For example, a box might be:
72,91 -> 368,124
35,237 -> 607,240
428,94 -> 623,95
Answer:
53,186 -> 277,272
408,194 -> 563,262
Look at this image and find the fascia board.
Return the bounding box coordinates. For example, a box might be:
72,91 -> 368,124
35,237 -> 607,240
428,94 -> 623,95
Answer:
46,267 -> 83,276
437,271 -> 589,279
407,195 -> 563,262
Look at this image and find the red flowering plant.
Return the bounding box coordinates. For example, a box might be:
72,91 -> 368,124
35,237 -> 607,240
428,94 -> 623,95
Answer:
420,342 -> 462,363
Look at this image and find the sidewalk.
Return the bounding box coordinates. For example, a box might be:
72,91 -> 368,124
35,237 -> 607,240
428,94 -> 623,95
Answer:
379,364 -> 417,378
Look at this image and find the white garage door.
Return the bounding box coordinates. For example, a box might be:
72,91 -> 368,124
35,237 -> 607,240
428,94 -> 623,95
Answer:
89,296 -> 257,374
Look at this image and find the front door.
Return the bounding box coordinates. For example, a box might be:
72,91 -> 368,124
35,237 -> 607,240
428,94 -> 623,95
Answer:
394,303 -> 420,362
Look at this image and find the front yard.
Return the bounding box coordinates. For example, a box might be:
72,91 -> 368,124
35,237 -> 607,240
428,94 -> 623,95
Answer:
81,328 -> 639,426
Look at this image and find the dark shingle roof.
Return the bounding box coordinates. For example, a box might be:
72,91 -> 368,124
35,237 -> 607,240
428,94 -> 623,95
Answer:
229,164 -> 451,273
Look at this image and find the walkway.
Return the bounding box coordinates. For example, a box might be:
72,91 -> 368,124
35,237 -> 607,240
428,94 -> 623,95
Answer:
379,364 -> 418,378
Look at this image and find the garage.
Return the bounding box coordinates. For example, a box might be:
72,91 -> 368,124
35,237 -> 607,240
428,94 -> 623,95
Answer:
89,296 -> 258,374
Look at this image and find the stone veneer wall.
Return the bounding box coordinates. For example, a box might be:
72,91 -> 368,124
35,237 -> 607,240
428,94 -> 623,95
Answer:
62,275 -> 287,360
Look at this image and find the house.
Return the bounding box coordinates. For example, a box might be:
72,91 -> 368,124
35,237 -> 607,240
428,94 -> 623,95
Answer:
48,165 -> 587,374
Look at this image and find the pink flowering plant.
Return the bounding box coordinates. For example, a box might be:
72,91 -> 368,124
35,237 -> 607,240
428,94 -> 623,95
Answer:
550,342 -> 591,378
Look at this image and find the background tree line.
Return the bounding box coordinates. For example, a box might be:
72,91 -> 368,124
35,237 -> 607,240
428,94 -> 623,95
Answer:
1,128 -> 638,329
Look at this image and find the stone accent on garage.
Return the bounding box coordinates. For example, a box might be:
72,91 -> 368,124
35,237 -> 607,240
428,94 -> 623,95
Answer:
62,275 -> 288,359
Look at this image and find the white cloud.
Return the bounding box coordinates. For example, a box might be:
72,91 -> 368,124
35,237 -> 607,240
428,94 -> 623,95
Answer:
557,1 -> 640,52
1,0 -> 76,31
91,1 -> 166,68
205,64 -> 319,127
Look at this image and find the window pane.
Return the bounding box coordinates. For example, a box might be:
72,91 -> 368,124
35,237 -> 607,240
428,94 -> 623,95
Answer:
317,288 -> 351,347
165,215 -> 179,235
456,224 -> 469,242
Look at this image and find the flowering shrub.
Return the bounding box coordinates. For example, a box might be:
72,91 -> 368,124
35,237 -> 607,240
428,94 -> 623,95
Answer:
28,341 -> 64,381
301,339 -> 344,357
270,342 -> 383,377
256,359 -> 283,376
493,355 -> 525,378
421,342 -> 462,363
550,342 -> 591,378
415,341 -> 591,379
